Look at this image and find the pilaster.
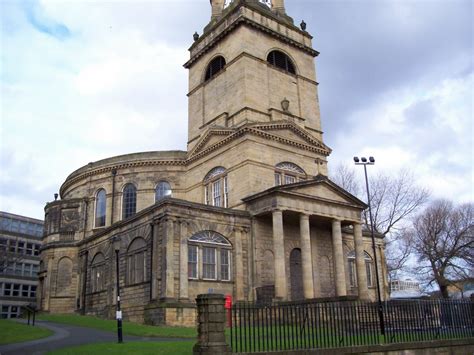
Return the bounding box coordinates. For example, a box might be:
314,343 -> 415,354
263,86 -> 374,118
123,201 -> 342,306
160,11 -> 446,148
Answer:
179,219 -> 189,300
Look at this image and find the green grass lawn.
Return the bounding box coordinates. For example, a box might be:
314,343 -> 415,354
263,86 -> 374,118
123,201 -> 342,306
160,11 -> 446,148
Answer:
47,341 -> 195,355
38,313 -> 197,338
0,319 -> 54,345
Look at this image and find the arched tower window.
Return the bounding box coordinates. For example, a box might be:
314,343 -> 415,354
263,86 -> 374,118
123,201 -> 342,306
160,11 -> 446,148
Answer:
267,50 -> 296,75
127,237 -> 147,285
95,189 -> 107,228
348,250 -> 374,288
204,167 -> 228,208
188,231 -> 232,281
91,253 -> 106,293
205,56 -> 226,81
274,162 -> 306,185
155,181 -> 172,201
122,184 -> 137,220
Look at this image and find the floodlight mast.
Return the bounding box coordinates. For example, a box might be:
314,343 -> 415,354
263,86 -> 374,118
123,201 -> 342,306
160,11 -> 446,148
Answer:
353,156 -> 385,336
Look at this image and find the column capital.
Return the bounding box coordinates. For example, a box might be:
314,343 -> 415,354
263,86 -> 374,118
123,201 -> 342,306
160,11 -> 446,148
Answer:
299,212 -> 310,219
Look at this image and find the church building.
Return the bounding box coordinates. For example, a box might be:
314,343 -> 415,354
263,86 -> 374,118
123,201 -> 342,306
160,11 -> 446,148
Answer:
38,0 -> 386,326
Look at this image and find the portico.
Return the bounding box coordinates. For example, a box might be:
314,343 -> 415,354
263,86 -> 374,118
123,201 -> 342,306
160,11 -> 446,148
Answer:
243,175 -> 372,301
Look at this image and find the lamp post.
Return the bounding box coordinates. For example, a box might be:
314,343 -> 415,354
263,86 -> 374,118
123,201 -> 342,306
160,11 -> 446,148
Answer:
353,156 -> 385,336
112,236 -> 123,343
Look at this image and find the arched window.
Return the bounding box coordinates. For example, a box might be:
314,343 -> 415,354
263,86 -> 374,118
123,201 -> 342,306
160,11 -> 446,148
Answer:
95,189 -> 107,228
348,250 -> 374,288
267,50 -> 296,75
204,167 -> 228,208
155,181 -> 172,201
188,231 -> 231,281
205,56 -> 226,81
122,184 -> 137,220
91,253 -> 106,293
127,237 -> 147,285
274,162 -> 306,186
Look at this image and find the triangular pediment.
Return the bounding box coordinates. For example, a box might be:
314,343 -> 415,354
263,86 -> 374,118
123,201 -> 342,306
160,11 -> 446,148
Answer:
188,127 -> 236,157
189,121 -> 332,160
249,121 -> 331,154
243,175 -> 366,209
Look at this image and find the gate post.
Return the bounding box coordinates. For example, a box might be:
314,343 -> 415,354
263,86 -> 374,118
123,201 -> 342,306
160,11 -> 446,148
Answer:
193,294 -> 231,354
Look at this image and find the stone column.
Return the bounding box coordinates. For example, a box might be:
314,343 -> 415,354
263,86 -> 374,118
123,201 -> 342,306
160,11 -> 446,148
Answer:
331,219 -> 347,297
299,213 -> 314,299
354,222 -> 369,300
164,218 -> 175,299
272,210 -> 287,300
193,294 -> 231,354
179,220 -> 189,300
234,228 -> 244,301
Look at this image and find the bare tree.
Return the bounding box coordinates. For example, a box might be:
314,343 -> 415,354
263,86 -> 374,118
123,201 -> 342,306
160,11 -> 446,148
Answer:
410,200 -> 474,298
330,164 -> 430,279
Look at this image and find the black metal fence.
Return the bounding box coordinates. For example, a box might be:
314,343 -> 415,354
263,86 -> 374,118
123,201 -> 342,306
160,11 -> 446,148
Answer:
229,299 -> 474,353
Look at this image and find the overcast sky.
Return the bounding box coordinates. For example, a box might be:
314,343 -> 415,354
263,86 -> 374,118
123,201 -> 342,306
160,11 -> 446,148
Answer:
1,0 -> 472,220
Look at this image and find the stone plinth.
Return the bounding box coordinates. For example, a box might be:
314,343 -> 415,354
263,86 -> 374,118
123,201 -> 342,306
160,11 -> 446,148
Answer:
193,294 -> 231,354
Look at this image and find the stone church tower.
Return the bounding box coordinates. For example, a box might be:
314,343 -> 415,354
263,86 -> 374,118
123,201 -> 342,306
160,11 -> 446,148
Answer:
38,0 -> 386,326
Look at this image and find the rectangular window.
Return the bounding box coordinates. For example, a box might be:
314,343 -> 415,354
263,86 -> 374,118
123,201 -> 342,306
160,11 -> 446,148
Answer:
212,180 -> 221,207
34,244 -> 40,256
2,283 -> 10,297
274,173 -> 281,186
22,285 -> 29,297
0,238 -> 7,252
15,263 -> 23,276
30,285 -> 37,298
223,176 -> 228,208
285,175 -> 296,184
17,242 -> 25,254
188,245 -> 198,279
204,186 -> 209,205
12,284 -> 20,297
220,249 -> 230,281
366,261 -> 373,287
32,264 -> 39,277
19,221 -> 28,234
202,247 -> 216,280
9,240 -> 16,253
26,243 -> 33,256
348,260 -> 356,287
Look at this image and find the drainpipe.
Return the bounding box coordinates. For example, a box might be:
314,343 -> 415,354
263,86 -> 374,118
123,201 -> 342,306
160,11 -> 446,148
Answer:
111,169 -> 117,224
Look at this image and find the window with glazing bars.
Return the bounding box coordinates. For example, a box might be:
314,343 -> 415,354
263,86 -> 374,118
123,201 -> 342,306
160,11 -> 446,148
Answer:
122,184 -> 137,219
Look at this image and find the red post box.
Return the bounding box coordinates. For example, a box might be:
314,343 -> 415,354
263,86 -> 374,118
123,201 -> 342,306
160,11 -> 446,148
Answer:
225,294 -> 232,327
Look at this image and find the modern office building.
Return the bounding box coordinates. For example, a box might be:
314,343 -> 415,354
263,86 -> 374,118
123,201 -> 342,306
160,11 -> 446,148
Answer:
0,211 -> 43,318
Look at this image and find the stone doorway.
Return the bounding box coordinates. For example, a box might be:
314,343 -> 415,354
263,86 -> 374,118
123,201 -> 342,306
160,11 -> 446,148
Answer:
290,248 -> 304,300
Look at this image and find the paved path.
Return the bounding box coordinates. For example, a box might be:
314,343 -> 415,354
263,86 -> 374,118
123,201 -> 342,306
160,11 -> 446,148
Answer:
0,320 -> 191,355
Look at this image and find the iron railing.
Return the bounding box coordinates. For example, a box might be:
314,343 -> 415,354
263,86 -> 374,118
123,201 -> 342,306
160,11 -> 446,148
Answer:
229,299 -> 474,353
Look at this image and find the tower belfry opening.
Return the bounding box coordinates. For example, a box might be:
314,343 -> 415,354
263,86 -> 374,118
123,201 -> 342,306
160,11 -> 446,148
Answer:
38,0 -> 386,326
